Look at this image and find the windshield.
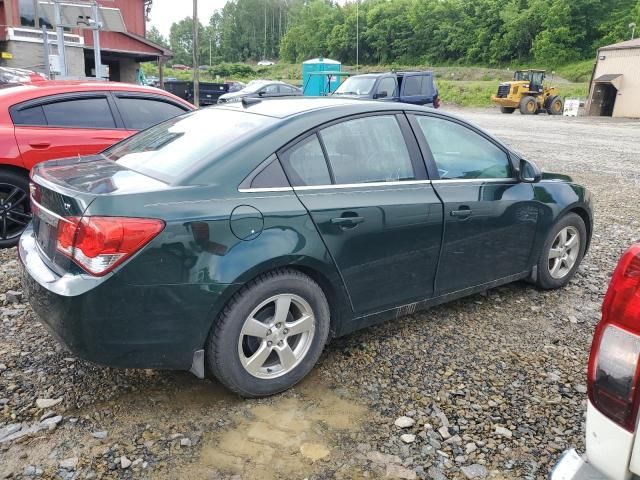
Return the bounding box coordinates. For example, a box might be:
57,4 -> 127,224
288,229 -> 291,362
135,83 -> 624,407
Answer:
103,109 -> 276,182
514,71 -> 531,81
334,77 -> 376,95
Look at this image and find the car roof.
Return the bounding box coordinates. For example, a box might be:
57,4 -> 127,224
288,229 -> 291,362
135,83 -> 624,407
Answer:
214,96 -> 434,119
0,80 -> 194,114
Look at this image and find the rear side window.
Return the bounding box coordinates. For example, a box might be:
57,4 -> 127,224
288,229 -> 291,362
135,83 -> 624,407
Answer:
12,105 -> 46,125
279,135 -> 331,187
42,97 -> 116,128
250,159 -> 289,189
319,115 -> 414,184
402,76 -> 422,96
116,97 -> 188,130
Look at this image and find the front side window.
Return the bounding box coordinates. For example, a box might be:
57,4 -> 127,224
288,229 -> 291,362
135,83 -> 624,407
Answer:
376,77 -> 397,97
414,116 -> 512,180
117,97 -> 187,130
279,135 -> 331,187
42,97 -> 116,129
104,109 -> 276,181
320,116 -> 414,184
262,84 -> 279,95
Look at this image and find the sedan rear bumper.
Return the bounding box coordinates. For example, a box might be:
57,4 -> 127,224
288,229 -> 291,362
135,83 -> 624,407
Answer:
549,449 -> 607,480
19,226 -> 234,371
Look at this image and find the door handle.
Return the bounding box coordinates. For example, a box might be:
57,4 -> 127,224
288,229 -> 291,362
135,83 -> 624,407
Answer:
331,214 -> 365,228
450,208 -> 472,218
29,142 -> 50,149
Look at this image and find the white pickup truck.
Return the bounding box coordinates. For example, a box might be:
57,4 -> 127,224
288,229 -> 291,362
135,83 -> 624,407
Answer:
552,244 -> 640,480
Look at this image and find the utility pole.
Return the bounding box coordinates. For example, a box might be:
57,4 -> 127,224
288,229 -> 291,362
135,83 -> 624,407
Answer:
193,0 -> 199,107
53,0 -> 67,77
356,0 -> 359,73
263,0 -> 267,60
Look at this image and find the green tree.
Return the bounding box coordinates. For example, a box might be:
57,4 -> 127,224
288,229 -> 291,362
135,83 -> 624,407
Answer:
146,25 -> 168,48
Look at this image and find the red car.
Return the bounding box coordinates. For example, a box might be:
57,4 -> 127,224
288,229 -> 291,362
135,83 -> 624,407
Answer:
0,80 -> 194,247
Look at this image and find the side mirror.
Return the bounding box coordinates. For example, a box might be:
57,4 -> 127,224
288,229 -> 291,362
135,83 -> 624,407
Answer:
374,91 -> 388,99
257,91 -> 265,97
518,158 -> 542,183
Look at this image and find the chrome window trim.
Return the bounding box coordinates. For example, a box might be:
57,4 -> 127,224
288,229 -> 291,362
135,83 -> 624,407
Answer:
238,186 -> 294,193
431,178 -> 517,184
294,179 -> 433,191
237,178 -> 519,193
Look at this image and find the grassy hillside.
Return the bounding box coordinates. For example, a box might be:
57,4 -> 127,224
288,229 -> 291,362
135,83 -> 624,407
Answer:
142,62 -> 590,108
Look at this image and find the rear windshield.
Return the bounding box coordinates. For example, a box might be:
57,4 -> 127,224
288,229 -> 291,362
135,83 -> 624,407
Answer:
103,108 -> 275,182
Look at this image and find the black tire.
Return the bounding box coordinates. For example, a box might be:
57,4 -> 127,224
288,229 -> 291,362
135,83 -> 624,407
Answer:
500,107 -> 516,114
519,96 -> 537,115
535,213 -> 587,290
546,95 -> 563,115
206,269 -> 330,397
0,169 -> 31,249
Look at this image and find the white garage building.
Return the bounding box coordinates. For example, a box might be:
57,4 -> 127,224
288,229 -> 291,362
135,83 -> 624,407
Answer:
587,38 -> 640,118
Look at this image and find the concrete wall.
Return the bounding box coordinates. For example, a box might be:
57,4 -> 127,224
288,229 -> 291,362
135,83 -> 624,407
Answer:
1,39 -> 85,78
119,57 -> 137,83
589,47 -> 640,118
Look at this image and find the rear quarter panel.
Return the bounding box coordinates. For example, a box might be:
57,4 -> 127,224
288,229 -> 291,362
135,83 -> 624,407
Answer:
84,185 -> 350,349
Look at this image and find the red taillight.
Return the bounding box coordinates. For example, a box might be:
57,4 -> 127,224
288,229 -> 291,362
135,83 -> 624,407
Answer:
55,216 -> 165,276
588,244 -> 640,431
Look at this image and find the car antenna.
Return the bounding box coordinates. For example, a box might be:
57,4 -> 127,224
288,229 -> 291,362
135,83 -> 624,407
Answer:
242,97 -> 261,108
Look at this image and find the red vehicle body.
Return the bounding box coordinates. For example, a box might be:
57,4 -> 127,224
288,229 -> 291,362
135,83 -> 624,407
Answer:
0,80 -> 194,247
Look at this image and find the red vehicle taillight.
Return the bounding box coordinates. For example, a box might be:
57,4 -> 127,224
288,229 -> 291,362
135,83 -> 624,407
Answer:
588,244 -> 640,431
56,216 -> 165,276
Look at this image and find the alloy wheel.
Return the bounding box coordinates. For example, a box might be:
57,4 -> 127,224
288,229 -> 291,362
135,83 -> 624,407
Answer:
548,226 -> 580,279
238,294 -> 315,379
0,183 -> 31,241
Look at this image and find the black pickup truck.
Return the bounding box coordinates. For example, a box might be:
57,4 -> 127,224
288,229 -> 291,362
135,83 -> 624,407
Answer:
332,71 -> 440,108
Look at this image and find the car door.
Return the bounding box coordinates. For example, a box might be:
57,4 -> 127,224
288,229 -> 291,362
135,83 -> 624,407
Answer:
408,113 -> 539,295
12,93 -> 128,169
279,113 -> 443,316
112,93 -> 191,133
372,76 -> 398,101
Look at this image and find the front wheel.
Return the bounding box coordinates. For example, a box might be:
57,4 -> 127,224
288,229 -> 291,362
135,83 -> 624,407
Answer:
0,170 -> 32,249
519,96 -> 537,115
206,269 -> 330,397
547,96 -> 564,115
536,213 -> 587,290
500,107 -> 516,114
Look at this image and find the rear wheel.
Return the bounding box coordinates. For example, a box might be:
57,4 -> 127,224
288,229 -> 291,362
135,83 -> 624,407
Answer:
536,213 -> 587,290
500,107 -> 516,114
547,95 -> 564,115
519,96 -> 537,115
206,269 -> 330,397
0,170 -> 32,249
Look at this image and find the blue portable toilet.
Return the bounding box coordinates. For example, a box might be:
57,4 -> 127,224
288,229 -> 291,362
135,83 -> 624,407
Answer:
302,57 -> 341,96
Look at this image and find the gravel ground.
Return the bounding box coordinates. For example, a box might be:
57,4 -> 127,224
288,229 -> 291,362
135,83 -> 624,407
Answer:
1,107 -> 639,480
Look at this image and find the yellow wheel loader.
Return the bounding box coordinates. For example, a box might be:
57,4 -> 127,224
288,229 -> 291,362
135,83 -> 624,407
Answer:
491,69 -> 563,115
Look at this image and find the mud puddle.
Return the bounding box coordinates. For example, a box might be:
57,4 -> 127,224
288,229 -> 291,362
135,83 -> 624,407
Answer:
167,373 -> 368,480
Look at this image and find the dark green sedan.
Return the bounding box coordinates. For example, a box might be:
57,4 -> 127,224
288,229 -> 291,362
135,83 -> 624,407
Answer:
19,98 -> 593,397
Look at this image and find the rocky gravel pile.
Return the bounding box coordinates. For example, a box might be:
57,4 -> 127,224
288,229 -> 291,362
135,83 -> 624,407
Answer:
1,109 -> 639,479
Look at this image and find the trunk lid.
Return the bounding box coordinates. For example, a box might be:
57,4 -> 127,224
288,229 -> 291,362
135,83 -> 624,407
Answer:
30,155 -> 167,272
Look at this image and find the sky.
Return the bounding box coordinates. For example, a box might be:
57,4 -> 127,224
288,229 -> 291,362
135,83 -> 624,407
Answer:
148,0 -> 225,37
